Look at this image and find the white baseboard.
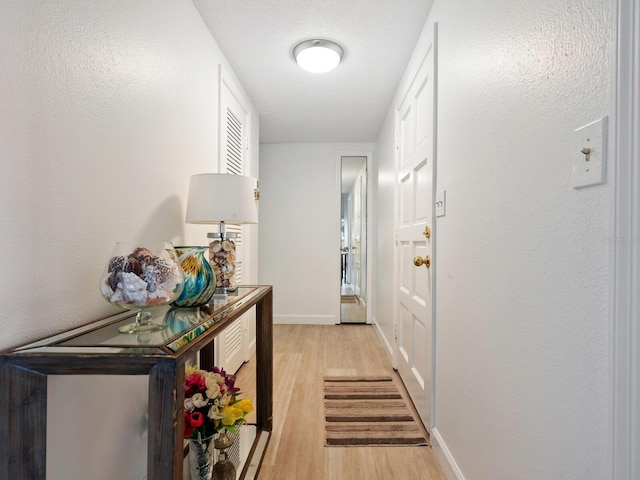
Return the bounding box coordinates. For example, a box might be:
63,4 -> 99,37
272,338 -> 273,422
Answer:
372,315 -> 394,357
431,427 -> 465,480
274,314 -> 337,325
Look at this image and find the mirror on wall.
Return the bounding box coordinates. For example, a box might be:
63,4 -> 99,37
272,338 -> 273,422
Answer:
340,156 -> 367,324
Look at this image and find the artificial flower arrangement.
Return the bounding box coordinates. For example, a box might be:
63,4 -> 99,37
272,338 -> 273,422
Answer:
184,364 -> 254,441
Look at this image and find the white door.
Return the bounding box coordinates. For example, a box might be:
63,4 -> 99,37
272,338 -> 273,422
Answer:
394,23 -> 437,429
215,66 -> 254,375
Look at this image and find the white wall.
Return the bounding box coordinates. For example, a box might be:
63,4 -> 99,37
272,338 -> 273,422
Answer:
373,103 -> 397,354
259,143 -> 373,324
373,0 -> 612,478
0,1 -> 256,478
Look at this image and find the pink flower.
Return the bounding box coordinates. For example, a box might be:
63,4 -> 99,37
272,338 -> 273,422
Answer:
185,373 -> 206,397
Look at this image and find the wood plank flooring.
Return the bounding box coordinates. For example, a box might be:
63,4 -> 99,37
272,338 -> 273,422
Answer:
235,324 -> 447,480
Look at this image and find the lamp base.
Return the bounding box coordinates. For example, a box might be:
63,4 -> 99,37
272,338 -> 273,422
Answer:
207,232 -> 238,292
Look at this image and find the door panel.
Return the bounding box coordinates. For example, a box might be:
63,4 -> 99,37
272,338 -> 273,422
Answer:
399,303 -> 412,363
415,160 -> 430,222
416,74 -> 433,149
400,172 -> 412,227
393,23 -> 437,430
400,105 -> 413,165
414,319 -> 430,389
399,240 -> 412,293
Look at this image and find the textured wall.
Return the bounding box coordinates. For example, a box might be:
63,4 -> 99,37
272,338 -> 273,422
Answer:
374,0 -> 611,478
0,0 -> 249,349
0,0 -> 254,477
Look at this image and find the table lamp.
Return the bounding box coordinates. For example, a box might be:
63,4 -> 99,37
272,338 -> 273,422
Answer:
186,173 -> 258,293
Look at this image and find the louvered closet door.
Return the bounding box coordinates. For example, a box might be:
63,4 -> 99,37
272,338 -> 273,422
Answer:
215,68 -> 254,375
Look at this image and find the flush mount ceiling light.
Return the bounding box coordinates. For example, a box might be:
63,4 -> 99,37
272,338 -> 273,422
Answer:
293,39 -> 344,73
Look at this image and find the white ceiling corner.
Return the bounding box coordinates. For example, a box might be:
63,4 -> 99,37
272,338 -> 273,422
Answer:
192,0 -> 434,144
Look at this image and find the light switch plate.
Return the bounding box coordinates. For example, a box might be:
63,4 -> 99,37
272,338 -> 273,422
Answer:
435,190 -> 446,217
572,116 -> 607,189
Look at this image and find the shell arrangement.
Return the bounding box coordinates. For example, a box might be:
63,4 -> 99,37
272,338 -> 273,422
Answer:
101,247 -> 183,307
209,239 -> 237,289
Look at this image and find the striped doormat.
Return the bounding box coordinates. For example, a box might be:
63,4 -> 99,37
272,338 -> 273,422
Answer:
341,295 -> 358,303
324,375 -> 428,447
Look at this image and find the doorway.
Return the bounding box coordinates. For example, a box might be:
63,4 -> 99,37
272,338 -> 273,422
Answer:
340,156 -> 367,324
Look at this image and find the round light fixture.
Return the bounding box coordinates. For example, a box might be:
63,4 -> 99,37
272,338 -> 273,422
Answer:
293,39 -> 344,73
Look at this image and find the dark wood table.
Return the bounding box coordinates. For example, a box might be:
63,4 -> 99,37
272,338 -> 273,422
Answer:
0,285 -> 273,480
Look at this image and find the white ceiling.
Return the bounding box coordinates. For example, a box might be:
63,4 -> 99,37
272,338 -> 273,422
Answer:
193,0 -> 434,144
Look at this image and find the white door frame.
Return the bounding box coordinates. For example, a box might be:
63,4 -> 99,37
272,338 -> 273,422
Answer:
337,150 -> 374,324
610,0 -> 639,477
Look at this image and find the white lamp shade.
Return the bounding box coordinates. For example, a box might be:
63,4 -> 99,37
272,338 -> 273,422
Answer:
186,173 -> 258,224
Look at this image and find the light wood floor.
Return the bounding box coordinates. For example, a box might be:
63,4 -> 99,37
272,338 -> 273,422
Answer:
235,324 -> 447,480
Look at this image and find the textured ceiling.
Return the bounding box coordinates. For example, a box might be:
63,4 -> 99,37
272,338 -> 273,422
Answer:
193,0 -> 434,144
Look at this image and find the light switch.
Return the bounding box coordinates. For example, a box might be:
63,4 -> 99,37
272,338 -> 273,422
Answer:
435,190 -> 446,217
572,116 -> 607,189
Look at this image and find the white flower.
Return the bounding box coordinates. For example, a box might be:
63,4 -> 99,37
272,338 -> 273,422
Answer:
206,382 -> 221,400
184,397 -> 194,411
206,372 -> 224,384
208,404 -> 223,420
192,393 -> 208,408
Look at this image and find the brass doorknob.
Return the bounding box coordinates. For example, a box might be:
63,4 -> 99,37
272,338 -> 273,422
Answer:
413,255 -> 431,268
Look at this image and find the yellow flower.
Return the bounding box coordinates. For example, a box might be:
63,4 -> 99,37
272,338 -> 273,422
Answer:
234,398 -> 254,414
220,404 -> 245,426
219,398 -> 253,427
185,364 -> 199,375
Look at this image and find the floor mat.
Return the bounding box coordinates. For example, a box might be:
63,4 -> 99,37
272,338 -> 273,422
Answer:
323,375 -> 428,447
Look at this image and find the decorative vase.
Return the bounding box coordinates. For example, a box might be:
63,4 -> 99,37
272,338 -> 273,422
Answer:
171,246 -> 216,307
189,434 -> 215,480
208,234 -> 238,293
212,431 -> 237,480
99,241 -> 184,333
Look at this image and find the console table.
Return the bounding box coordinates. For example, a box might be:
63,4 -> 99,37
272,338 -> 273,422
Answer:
0,285 -> 273,480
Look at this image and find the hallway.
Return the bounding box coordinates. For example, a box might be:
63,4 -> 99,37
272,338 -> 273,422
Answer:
236,324 -> 446,479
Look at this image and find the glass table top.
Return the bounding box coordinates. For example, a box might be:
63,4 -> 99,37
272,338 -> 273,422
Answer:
11,286 -> 262,355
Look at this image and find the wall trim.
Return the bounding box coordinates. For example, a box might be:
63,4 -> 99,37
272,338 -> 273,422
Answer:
273,314 -> 337,325
372,315 -> 394,357
431,427 -> 466,480
610,0 -> 639,478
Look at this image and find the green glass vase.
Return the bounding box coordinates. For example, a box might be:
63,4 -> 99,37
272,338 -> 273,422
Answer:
171,246 -> 216,307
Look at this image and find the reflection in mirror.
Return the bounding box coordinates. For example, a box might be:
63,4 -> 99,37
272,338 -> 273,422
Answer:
340,156 -> 367,324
